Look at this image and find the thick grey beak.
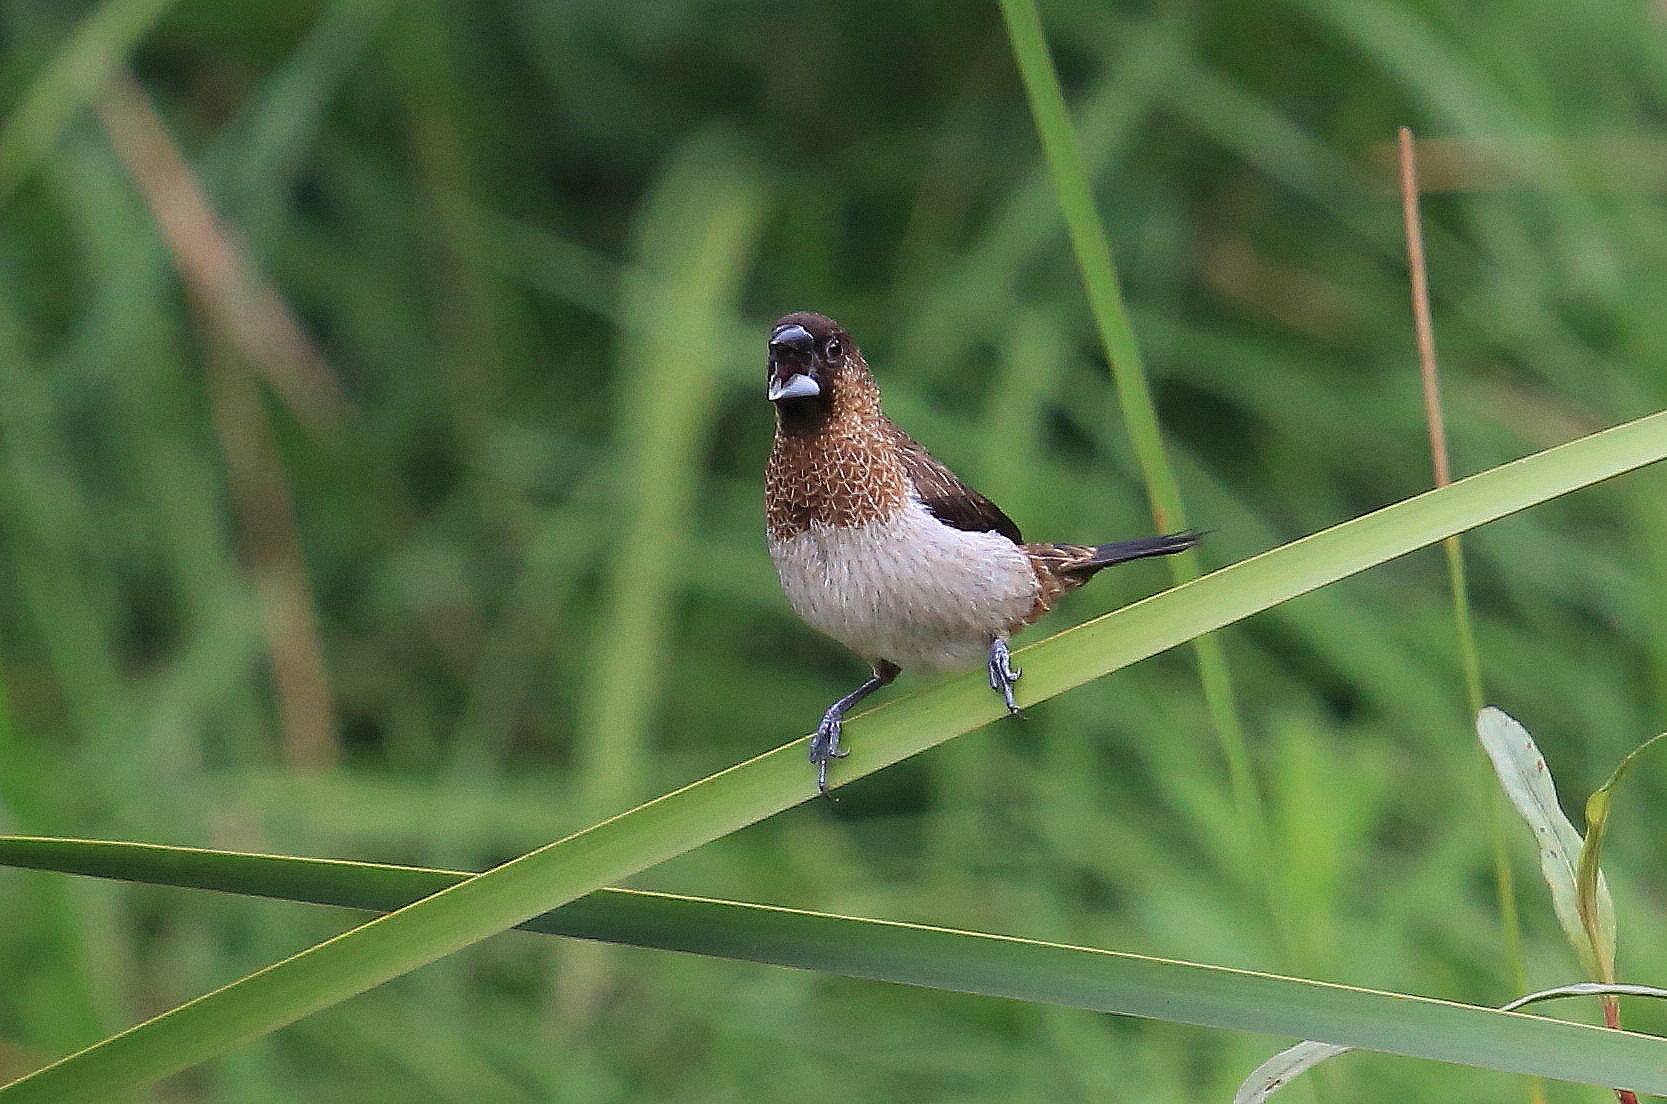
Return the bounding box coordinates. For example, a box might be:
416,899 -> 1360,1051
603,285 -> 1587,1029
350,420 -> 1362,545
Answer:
767,322 -> 819,401
768,372 -> 820,402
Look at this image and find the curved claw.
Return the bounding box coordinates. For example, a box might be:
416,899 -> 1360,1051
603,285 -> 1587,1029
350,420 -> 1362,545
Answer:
987,638 -> 1022,715
808,716 -> 850,794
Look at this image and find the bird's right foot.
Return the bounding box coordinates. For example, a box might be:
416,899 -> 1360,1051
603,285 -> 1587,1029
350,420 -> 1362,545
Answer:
805,662 -> 900,795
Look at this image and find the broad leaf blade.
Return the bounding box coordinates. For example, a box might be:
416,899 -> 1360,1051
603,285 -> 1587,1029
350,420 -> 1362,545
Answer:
2,836 -> 1667,1096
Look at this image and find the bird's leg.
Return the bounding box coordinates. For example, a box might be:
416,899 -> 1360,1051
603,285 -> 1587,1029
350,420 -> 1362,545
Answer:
809,660 -> 900,794
987,637 -> 1021,715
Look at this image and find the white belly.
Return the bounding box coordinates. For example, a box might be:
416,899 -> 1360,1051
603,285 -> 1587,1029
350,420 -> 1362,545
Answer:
769,499 -> 1040,672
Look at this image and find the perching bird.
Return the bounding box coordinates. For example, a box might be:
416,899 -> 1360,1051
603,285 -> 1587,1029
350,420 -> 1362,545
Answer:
764,311 -> 1200,792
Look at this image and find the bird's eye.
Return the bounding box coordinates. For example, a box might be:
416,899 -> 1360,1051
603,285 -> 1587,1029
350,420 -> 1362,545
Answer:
824,338 -> 842,359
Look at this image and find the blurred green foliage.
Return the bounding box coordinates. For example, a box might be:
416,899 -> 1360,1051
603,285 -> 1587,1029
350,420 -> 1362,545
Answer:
2,0 -> 1666,1099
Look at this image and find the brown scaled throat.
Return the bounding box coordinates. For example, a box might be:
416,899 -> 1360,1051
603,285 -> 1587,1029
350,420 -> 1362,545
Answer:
764,310 -> 1199,793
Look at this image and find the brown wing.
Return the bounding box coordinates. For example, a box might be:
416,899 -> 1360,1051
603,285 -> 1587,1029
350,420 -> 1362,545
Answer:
885,419 -> 1023,544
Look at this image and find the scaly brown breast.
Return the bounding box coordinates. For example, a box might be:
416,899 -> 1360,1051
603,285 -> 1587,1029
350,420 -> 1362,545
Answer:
765,424 -> 910,541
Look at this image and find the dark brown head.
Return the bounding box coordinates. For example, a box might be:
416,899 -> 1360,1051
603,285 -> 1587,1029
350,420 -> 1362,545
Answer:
766,311 -> 874,433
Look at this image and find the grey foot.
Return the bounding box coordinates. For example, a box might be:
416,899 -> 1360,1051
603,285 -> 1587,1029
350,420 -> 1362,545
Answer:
988,638 -> 1022,715
808,714 -> 850,795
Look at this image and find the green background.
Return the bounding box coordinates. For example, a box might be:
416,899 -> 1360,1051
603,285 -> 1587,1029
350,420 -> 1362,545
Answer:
2,0 -> 1666,1099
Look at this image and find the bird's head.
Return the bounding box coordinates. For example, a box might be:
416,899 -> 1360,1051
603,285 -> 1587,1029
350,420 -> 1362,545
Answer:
766,312 -> 859,420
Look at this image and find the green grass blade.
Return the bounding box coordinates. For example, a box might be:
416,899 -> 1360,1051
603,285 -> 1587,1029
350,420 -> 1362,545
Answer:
995,0 -> 1263,909
996,0 -> 1184,526
2,836 -> 1666,1093
1,408 -> 1664,1101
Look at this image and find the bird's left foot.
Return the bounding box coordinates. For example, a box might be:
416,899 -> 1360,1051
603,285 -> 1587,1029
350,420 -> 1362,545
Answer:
808,713 -> 849,795
987,638 -> 1022,715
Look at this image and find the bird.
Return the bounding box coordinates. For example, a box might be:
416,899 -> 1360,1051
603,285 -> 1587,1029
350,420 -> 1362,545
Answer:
763,310 -> 1201,793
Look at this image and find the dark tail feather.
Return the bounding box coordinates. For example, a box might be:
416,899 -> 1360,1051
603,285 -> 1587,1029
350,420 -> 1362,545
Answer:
1076,529 -> 1202,575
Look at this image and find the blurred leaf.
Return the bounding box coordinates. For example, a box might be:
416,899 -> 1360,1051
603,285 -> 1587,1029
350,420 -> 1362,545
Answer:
0,0 -> 179,205
575,130 -> 768,816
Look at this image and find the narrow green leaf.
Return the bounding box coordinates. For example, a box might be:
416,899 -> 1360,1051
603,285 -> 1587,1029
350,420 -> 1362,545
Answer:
3,837 -> 1667,1095
2,408 -> 1665,1102
1476,707 -> 1615,980
1578,730 -> 1667,983
996,0 -> 1183,524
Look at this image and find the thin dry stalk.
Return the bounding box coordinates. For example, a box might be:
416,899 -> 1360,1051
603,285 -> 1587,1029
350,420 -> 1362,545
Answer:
1399,126 -> 1637,1104
94,69 -> 349,435
1399,128 -> 1452,490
